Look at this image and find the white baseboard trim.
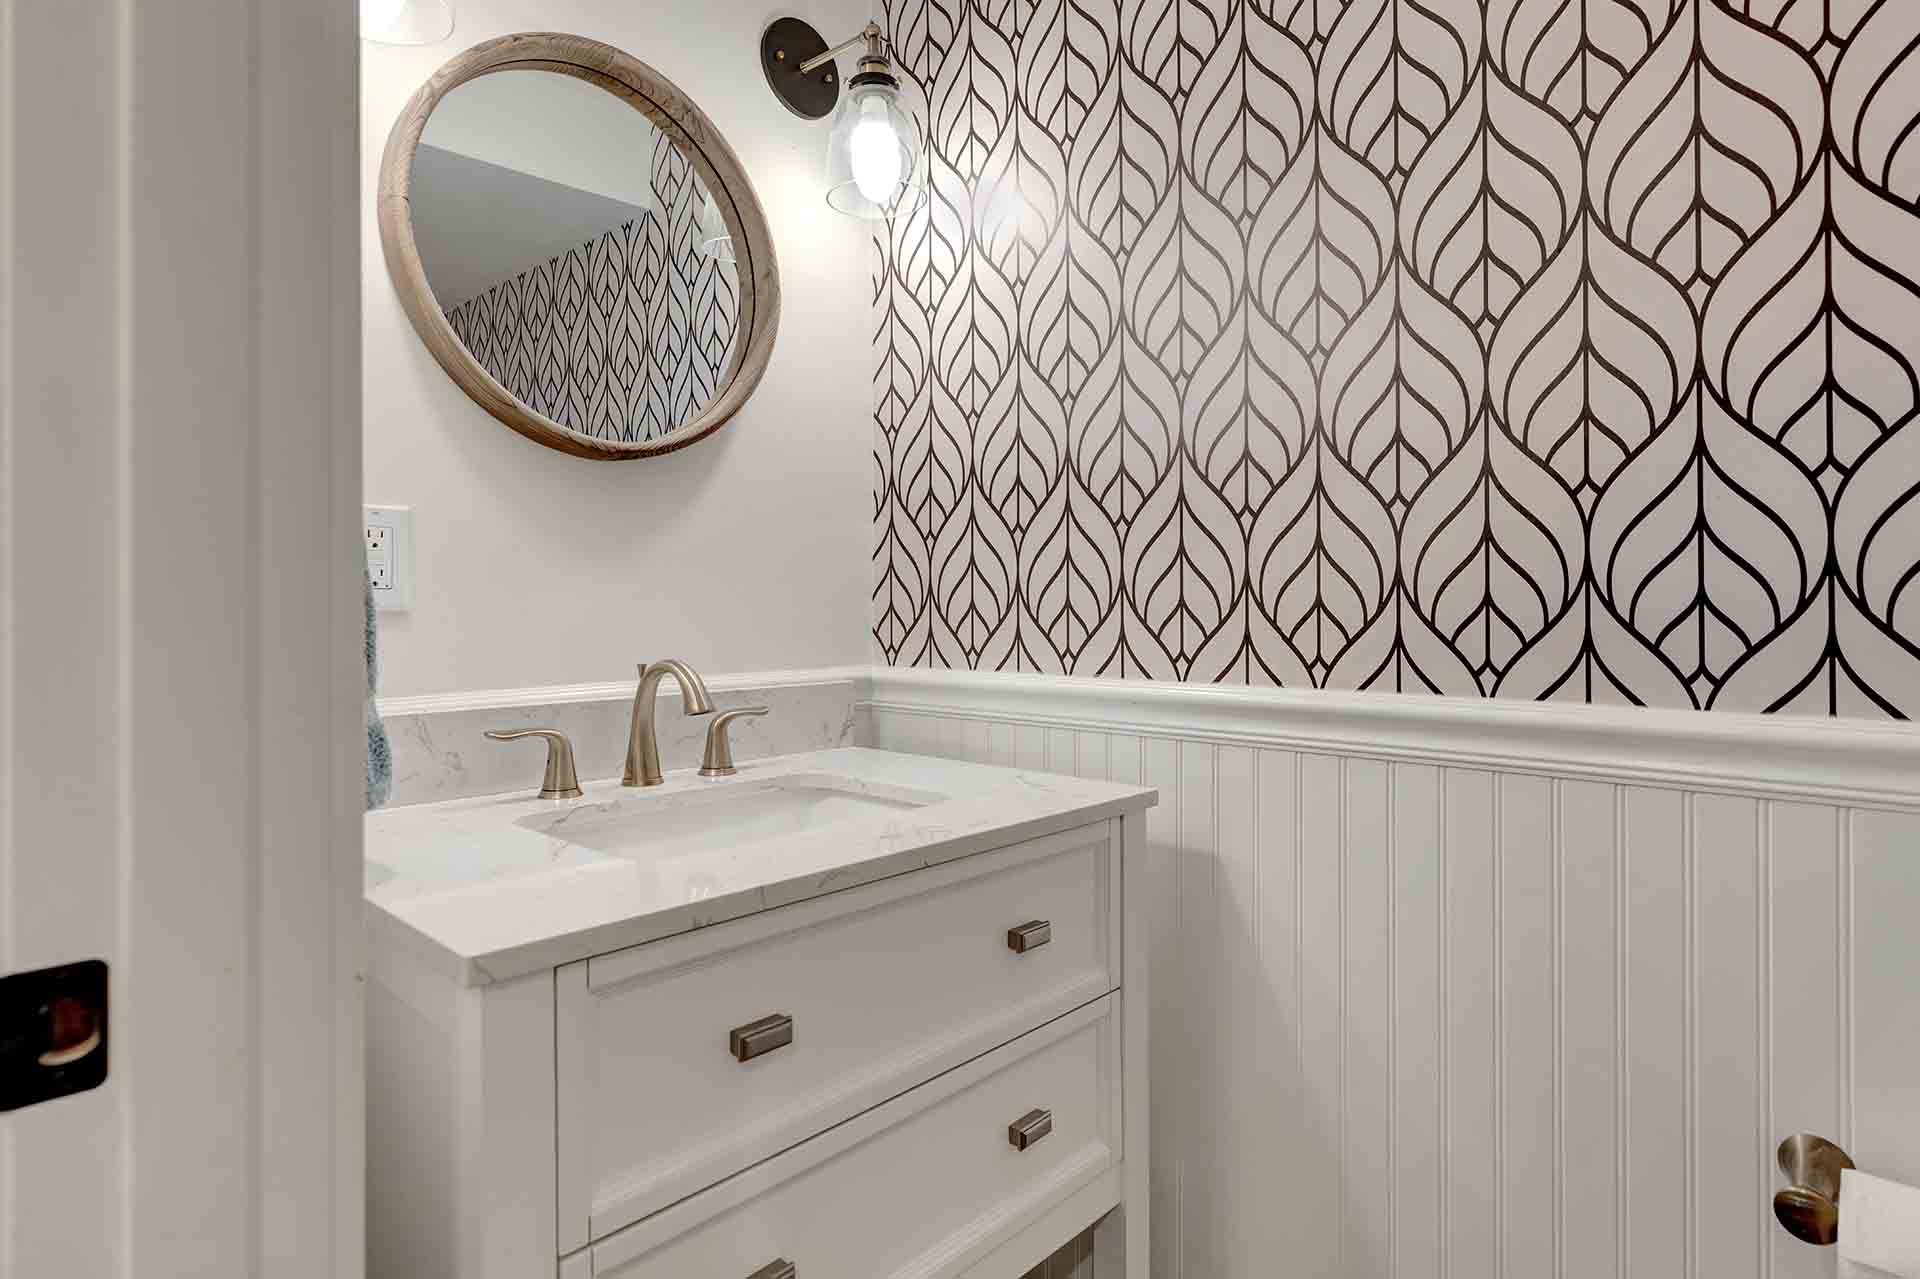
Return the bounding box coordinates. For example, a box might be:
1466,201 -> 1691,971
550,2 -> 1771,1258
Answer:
865,668 -> 1920,809
380,664 -> 1920,810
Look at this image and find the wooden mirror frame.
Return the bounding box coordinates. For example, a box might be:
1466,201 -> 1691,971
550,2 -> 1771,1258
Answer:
378,32 -> 781,460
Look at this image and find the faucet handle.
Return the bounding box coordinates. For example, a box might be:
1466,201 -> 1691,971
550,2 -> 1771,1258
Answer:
700,707 -> 769,778
484,728 -> 584,799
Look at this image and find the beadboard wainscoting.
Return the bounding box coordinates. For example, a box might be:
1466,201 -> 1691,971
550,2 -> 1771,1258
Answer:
862,670 -> 1920,1279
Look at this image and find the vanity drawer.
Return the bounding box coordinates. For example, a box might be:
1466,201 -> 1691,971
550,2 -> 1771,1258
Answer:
556,822 -> 1118,1248
576,994 -> 1119,1279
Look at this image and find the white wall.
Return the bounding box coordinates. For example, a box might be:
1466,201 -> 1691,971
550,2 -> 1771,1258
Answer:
866,672 -> 1920,1279
363,0 -> 872,698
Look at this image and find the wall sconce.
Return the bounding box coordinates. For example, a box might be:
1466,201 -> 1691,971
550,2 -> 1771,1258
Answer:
361,0 -> 453,45
760,17 -> 925,220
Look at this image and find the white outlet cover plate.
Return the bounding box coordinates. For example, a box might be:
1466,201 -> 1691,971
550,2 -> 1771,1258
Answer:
365,504 -> 413,611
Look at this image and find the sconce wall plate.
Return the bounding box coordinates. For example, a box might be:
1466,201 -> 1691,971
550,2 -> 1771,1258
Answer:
761,17 -> 838,120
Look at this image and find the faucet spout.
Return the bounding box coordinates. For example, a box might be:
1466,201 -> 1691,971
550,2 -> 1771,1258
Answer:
624,659 -> 715,786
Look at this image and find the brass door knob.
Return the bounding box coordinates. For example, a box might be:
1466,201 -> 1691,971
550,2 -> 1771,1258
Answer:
1773,1133 -> 1854,1245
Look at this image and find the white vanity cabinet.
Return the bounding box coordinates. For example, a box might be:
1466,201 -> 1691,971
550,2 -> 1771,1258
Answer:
366,751 -> 1153,1279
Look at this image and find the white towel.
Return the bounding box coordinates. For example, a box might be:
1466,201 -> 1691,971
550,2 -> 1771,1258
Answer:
1841,1169 -> 1920,1279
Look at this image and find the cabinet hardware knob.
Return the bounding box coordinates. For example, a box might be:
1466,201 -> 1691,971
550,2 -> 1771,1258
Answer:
729,1012 -> 794,1063
1008,1107 -> 1053,1151
746,1261 -> 796,1279
1773,1133 -> 1854,1245
1006,919 -> 1052,954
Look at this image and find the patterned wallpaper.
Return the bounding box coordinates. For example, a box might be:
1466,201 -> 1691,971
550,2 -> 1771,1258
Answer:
446,142 -> 739,443
870,0 -> 1920,716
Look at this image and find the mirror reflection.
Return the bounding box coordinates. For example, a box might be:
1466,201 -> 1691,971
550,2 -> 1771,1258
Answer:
411,69 -> 741,444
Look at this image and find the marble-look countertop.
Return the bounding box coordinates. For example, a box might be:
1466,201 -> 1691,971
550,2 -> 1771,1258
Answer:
366,747 -> 1156,986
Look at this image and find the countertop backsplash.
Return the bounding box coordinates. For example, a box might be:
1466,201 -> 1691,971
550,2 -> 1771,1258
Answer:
378,672 -> 863,807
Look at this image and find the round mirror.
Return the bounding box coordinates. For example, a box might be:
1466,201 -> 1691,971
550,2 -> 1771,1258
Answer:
378,34 -> 779,460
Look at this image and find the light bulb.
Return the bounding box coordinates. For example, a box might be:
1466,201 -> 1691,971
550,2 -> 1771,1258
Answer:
848,98 -> 903,208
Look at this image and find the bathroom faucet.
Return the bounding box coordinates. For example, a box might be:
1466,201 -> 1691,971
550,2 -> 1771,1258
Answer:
625,659 -> 715,786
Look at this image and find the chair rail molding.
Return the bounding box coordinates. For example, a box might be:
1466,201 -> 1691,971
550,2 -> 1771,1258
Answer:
864,669 -> 1920,811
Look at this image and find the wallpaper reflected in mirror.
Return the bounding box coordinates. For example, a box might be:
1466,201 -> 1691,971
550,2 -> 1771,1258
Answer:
414,69 -> 740,444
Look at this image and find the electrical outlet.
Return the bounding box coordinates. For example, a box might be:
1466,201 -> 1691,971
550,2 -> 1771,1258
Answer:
364,505 -> 413,611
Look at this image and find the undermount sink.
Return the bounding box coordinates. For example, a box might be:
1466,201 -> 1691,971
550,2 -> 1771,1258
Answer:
516,772 -> 945,861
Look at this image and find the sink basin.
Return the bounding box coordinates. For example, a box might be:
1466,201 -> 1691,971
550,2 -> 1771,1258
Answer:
515,772 -> 944,861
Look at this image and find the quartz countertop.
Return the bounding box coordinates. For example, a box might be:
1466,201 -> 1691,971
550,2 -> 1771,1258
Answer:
365,747 -> 1156,985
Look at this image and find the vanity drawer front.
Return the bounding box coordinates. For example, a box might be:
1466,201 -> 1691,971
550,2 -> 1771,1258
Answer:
557,822 -> 1118,1248
582,995 -> 1118,1279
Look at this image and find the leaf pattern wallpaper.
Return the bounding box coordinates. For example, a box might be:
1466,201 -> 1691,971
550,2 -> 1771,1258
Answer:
869,0 -> 1920,716
446,142 -> 740,443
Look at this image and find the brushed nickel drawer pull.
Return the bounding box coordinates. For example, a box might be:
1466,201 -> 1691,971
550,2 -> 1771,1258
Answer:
1008,1107 -> 1053,1151
729,1013 -> 794,1063
1006,919 -> 1052,954
746,1261 -> 796,1279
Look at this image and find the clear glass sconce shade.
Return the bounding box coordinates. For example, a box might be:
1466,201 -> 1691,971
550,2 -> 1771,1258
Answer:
824,82 -> 924,220
697,191 -> 736,264
361,0 -> 454,45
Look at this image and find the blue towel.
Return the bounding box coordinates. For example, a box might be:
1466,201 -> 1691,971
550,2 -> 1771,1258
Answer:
366,566 -> 392,810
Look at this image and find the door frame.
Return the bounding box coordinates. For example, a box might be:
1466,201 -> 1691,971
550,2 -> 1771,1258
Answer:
1,0 -> 364,1274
